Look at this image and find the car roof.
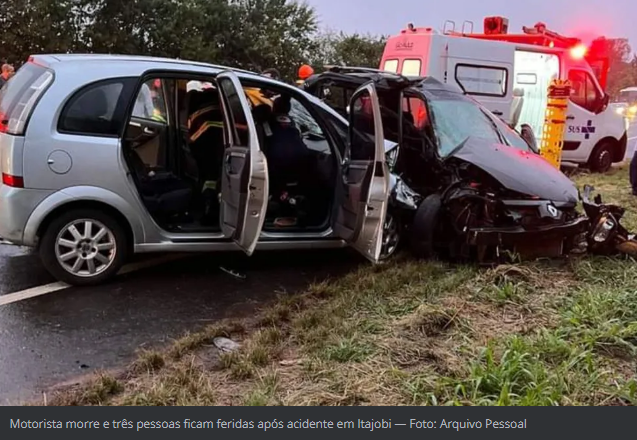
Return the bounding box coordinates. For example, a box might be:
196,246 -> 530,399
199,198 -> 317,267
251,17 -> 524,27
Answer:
30,53 -> 315,96
30,53 -> 271,82
305,66 -> 461,94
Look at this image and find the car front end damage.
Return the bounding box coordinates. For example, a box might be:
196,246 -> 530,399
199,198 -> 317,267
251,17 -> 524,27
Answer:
444,185 -> 590,261
395,137 -> 637,262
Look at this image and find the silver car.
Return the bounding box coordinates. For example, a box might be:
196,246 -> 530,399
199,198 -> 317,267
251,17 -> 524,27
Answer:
0,55 -> 391,285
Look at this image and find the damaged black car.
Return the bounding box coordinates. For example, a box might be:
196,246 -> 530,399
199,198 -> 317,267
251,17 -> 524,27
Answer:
305,67 -> 635,262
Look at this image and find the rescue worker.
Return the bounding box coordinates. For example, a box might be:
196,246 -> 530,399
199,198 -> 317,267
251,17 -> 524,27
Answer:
296,64 -> 314,87
187,88 -> 225,223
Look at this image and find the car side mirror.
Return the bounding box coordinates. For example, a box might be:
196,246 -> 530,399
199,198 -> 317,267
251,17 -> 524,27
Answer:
597,93 -> 610,114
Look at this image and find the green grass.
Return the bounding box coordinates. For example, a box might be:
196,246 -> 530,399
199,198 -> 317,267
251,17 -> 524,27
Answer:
49,165 -> 637,406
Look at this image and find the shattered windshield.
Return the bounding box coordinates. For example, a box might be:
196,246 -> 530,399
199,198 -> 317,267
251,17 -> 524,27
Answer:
426,90 -> 502,157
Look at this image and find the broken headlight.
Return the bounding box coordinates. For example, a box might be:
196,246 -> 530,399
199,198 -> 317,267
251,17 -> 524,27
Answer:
592,215 -> 616,243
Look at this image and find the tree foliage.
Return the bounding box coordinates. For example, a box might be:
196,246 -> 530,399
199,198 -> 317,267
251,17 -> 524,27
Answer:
1,0 -> 319,79
1,0 -> 634,92
603,38 -> 637,97
310,30 -> 387,70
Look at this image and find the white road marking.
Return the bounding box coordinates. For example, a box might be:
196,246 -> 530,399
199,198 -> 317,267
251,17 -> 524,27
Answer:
0,253 -> 189,307
0,282 -> 69,306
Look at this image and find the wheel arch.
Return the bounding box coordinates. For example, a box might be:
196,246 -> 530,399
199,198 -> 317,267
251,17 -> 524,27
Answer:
23,187 -> 143,249
593,134 -> 627,163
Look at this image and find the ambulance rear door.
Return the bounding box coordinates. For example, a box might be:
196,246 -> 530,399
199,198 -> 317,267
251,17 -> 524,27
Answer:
442,37 -> 514,123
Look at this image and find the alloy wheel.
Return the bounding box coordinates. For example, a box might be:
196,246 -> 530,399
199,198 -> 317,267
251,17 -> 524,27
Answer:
380,213 -> 400,260
54,219 -> 117,278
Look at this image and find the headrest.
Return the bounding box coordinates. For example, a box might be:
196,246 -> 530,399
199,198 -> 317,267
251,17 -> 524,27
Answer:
273,95 -> 291,115
252,104 -> 272,124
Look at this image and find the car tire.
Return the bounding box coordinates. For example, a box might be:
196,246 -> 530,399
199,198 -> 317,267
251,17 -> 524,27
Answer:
39,209 -> 128,286
379,208 -> 402,261
588,141 -> 614,173
410,194 -> 442,259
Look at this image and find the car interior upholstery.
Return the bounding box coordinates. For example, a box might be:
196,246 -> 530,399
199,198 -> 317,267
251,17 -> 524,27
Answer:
124,78 -> 336,234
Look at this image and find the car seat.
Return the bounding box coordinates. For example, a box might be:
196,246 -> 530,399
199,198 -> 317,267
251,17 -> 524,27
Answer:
265,96 -> 312,226
124,146 -> 192,219
252,103 -> 273,152
267,95 -> 310,182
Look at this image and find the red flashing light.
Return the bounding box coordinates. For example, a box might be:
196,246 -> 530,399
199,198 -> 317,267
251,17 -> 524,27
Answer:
2,173 -> 24,188
570,44 -> 588,59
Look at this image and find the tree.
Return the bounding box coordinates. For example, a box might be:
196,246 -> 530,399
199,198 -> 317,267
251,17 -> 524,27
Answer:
311,31 -> 387,71
0,0 -> 82,65
223,0 -> 318,80
602,38 -> 637,97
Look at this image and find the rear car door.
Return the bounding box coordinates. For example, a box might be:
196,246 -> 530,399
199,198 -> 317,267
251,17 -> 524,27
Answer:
334,82 -> 390,262
216,71 -> 269,255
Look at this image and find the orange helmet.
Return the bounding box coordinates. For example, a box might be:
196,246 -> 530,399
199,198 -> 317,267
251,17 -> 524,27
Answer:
298,64 -> 314,80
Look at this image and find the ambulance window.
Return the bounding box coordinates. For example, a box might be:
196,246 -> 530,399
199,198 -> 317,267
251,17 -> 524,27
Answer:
568,70 -> 602,112
384,59 -> 399,73
455,64 -> 508,97
401,59 -> 421,76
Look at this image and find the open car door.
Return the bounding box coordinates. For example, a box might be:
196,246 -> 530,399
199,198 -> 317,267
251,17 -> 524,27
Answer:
334,82 -> 390,263
216,71 -> 269,255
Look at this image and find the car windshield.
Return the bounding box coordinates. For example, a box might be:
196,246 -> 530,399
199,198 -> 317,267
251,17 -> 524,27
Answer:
426,90 -> 503,157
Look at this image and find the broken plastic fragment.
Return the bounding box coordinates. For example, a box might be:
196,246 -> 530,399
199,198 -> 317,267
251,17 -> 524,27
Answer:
213,337 -> 240,353
219,266 -> 246,279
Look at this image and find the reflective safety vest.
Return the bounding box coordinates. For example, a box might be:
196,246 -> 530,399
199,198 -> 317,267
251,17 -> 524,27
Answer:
188,105 -> 223,143
151,108 -> 167,123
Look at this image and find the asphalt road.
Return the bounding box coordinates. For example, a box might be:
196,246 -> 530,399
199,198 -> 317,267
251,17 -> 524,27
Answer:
0,245 -> 360,405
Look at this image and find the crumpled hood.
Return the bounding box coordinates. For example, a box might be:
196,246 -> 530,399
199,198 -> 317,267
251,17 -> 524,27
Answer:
449,137 -> 579,204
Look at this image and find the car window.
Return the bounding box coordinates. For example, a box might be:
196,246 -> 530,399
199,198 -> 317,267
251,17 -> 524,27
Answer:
403,96 -> 430,131
132,79 -> 167,122
349,90 -> 379,161
568,70 -> 602,112
58,80 -> 129,136
218,77 -> 250,147
427,91 -> 502,157
315,105 -> 347,156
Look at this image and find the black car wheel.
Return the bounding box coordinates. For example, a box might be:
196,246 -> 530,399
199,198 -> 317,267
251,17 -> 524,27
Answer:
410,194 -> 442,259
39,209 -> 129,286
589,141 -> 614,173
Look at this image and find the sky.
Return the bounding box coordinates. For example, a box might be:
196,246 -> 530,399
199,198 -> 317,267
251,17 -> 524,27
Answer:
306,0 -> 637,50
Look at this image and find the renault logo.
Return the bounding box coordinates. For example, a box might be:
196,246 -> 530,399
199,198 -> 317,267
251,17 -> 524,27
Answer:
547,205 -> 559,217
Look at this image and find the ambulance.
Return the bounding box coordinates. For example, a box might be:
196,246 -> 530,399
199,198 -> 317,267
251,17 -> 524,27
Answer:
379,17 -> 628,172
